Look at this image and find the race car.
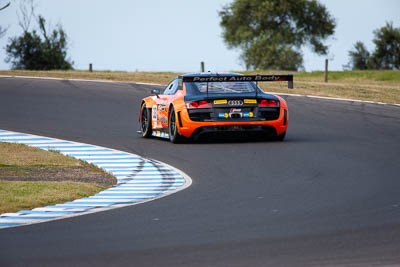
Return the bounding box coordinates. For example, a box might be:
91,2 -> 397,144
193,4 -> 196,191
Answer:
139,73 -> 292,143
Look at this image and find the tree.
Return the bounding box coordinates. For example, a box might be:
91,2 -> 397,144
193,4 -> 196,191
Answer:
370,22 -> 400,70
0,27 -> 6,38
347,22 -> 400,70
348,41 -> 370,70
5,0 -> 73,70
0,1 -> 10,38
0,1 -> 9,11
0,24 -> 7,39
219,0 -> 336,70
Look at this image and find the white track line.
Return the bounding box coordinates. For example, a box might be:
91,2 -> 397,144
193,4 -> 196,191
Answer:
0,74 -> 164,86
1,74 -> 399,106
270,92 -> 400,107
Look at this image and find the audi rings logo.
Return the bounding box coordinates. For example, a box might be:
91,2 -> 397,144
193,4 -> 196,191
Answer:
228,100 -> 243,106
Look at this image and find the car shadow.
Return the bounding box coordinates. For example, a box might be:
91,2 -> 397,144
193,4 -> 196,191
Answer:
187,135 -> 278,144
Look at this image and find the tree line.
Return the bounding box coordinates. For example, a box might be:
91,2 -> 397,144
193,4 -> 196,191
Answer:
1,0 -> 73,70
219,0 -> 400,71
347,22 -> 400,70
1,0 -> 400,71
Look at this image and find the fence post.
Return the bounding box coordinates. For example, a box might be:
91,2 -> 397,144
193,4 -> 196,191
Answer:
89,63 -> 93,72
324,59 -> 328,83
200,61 -> 205,72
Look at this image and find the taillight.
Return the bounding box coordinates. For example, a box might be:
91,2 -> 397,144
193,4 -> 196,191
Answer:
186,101 -> 211,109
259,99 -> 279,107
198,101 -> 211,108
188,101 -> 199,108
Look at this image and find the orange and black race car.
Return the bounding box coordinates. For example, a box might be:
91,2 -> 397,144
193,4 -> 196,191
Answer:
139,73 -> 292,143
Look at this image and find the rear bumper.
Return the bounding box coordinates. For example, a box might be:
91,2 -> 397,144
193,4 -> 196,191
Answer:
190,124 -> 277,140
177,106 -> 289,138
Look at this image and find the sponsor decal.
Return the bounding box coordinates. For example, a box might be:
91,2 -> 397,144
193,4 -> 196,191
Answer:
243,112 -> 254,118
152,105 -> 157,120
190,75 -> 281,82
214,99 -> 227,105
244,99 -> 257,104
218,113 -> 231,119
230,108 -> 242,112
152,105 -> 158,128
228,100 -> 243,106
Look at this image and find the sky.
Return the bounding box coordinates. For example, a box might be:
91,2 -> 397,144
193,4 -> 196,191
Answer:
0,0 -> 399,72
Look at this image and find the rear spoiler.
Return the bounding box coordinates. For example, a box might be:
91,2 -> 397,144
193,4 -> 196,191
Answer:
182,75 -> 294,89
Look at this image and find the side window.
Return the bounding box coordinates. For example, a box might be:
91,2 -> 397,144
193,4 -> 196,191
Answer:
164,79 -> 179,95
176,78 -> 183,92
169,79 -> 181,95
163,81 -> 174,95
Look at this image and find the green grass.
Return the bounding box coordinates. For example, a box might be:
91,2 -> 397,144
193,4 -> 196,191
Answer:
0,180 -> 107,214
0,69 -> 179,85
241,70 -> 400,81
241,70 -> 400,103
304,70 -> 400,81
0,142 -> 82,167
0,142 -> 115,214
0,164 -> 13,168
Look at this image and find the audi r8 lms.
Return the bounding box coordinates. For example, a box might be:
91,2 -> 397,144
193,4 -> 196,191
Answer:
139,73 -> 292,143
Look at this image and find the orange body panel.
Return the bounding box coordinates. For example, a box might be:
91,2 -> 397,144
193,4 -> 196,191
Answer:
141,82 -> 288,139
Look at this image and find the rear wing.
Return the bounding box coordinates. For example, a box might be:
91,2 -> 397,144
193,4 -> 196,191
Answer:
182,74 -> 294,89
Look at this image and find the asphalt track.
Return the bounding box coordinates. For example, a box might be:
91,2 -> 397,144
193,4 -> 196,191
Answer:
0,77 -> 400,266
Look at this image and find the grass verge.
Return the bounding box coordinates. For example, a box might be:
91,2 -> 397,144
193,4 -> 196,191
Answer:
0,69 -> 177,85
0,69 -> 399,104
0,142 -> 116,214
243,70 -> 400,104
0,141 -> 82,167
0,181 -> 107,214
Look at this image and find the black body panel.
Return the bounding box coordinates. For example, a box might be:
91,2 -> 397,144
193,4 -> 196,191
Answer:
187,106 -> 280,122
191,125 -> 277,140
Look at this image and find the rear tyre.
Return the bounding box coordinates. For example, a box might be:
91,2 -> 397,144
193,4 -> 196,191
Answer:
169,106 -> 184,143
274,131 -> 286,141
140,103 -> 152,138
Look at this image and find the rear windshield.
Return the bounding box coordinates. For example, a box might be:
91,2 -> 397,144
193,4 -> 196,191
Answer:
185,81 -> 258,96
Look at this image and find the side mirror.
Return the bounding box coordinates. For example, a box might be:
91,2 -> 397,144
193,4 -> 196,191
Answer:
151,89 -> 161,95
